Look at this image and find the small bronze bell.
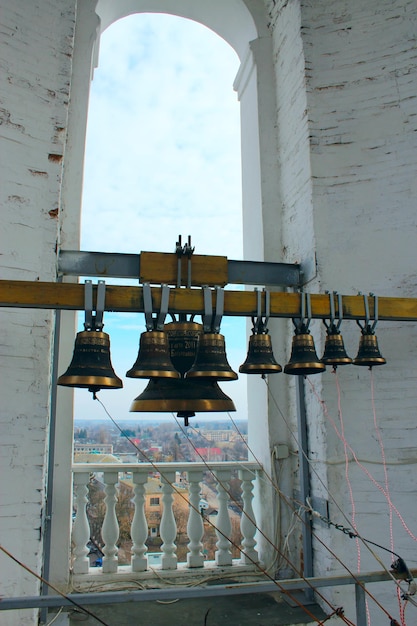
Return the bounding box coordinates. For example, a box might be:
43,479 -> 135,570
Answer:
58,330 -> 123,392
126,331 -> 180,378
186,333 -> 238,380
239,333 -> 282,374
284,332 -> 326,376
321,332 -> 352,367
353,330 -> 386,367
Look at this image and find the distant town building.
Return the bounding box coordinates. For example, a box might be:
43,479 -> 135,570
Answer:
201,429 -> 248,443
193,447 -> 223,462
74,443 -> 114,455
73,452 -> 120,464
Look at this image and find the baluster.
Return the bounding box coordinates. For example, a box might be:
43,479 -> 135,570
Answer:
186,470 -> 204,568
101,471 -> 119,573
239,469 -> 258,565
131,471 -> 148,572
214,470 -> 232,566
160,471 -> 177,569
72,472 -> 91,574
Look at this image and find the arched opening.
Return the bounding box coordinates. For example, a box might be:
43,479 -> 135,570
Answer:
76,13 -> 248,423
53,0 -> 281,586
82,13 -> 243,258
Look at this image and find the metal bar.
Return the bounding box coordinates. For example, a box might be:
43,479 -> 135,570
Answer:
73,461 -> 260,471
94,280 -> 105,330
355,582 -> 367,626
83,280 -> 93,329
0,571 -> 403,610
39,306 -> 61,623
227,259 -> 301,287
2,280 -> 417,321
296,376 -> 314,601
58,250 -> 140,279
58,250 -> 301,287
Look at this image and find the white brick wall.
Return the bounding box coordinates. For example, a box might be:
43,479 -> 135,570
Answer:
267,0 -> 417,620
0,2 -> 75,624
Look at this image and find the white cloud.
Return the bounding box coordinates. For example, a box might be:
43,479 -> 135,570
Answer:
81,13 -> 242,258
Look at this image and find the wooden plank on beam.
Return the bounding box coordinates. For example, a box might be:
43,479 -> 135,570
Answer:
1,280 -> 417,321
140,251 -> 228,287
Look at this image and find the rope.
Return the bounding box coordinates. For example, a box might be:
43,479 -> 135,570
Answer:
93,395 -> 335,626
334,370 -> 361,572
171,414 -> 356,625
306,377 -> 417,544
0,544 -> 111,626
370,370 -> 405,625
262,377 -> 407,623
334,369 -> 370,625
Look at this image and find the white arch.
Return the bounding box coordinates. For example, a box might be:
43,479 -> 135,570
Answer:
96,0 -> 258,60
61,0 -> 280,262
55,0 -> 281,585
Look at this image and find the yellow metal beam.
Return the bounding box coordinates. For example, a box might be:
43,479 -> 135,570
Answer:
1,279 -> 417,321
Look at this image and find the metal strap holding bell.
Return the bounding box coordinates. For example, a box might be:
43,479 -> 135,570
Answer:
251,288 -> 270,335
143,282 -> 170,331
84,279 -> 105,331
202,285 -> 224,333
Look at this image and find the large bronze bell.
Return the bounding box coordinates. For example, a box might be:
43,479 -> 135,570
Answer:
186,333 -> 238,380
129,377 -> 236,426
126,331 -> 179,378
239,333 -> 282,374
284,332 -> 326,376
57,330 -> 123,393
321,332 -> 352,367
353,330 -> 386,367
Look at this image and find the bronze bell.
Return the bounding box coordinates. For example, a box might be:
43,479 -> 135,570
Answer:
321,332 -> 352,367
353,330 -> 386,367
126,331 -> 180,379
284,332 -> 326,376
186,333 -> 238,380
164,321 -> 203,376
239,333 -> 282,374
57,330 -> 123,393
129,377 -> 236,426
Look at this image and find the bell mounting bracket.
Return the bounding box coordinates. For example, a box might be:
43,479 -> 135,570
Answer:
323,292 -> 344,334
293,291 -> 312,334
251,288 -> 270,335
357,293 -> 379,335
202,286 -> 224,333
175,235 -> 195,288
143,283 -> 170,331
84,280 -> 105,331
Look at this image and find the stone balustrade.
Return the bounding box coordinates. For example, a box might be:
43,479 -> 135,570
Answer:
72,462 -> 261,581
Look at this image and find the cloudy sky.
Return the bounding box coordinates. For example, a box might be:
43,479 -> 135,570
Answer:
74,13 -> 248,422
